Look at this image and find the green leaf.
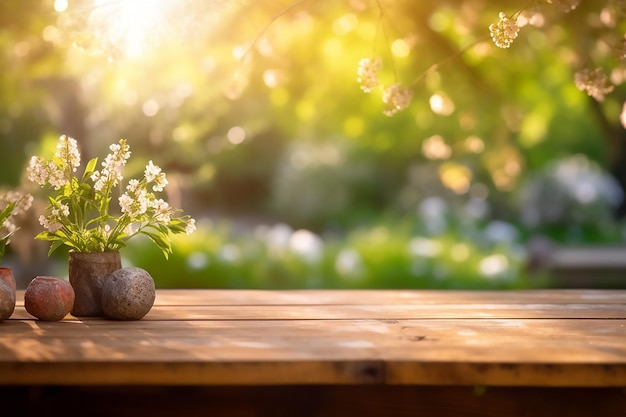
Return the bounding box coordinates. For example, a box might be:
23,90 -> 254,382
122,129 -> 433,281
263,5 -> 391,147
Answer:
82,157 -> 99,182
141,230 -> 172,259
0,239 -> 7,262
0,202 -> 16,225
47,240 -> 66,257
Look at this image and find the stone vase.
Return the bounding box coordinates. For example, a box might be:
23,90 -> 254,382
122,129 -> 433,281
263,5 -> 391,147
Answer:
68,251 -> 122,317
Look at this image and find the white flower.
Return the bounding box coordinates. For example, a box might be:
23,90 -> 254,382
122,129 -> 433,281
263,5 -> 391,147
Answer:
39,214 -> 61,232
144,160 -> 168,192
144,160 -> 160,182
357,58 -> 382,93
90,169 -> 108,192
126,179 -> 141,193
3,191 -> 33,214
59,203 -> 70,217
55,135 -> 81,172
119,184 -> 149,217
118,194 -> 134,216
574,67 -> 614,102
2,219 -> 15,234
151,198 -> 171,222
27,156 -> 67,190
0,191 -> 33,239
47,161 -> 66,190
27,157 -> 50,186
91,139 -> 131,191
185,218 -> 196,235
489,12 -> 520,49
382,83 -> 413,116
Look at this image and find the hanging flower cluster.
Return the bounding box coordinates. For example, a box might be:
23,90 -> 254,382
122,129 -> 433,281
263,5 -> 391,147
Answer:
382,83 -> 413,117
27,135 -> 195,257
357,58 -> 382,93
357,58 -> 412,116
574,67 -> 615,102
489,12 -> 520,49
490,7 -> 619,106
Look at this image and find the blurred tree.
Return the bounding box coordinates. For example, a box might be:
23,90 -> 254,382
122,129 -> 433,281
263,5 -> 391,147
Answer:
0,0 -> 624,231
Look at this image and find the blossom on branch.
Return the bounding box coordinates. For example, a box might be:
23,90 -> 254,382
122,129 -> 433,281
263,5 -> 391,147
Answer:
357,58 -> 382,93
489,12 -> 520,49
382,83 -> 413,116
574,67 -> 614,101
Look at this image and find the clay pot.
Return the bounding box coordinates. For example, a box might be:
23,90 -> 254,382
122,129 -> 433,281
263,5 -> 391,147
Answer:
24,276 -> 75,321
68,251 -> 122,317
0,268 -> 16,321
0,267 -> 16,293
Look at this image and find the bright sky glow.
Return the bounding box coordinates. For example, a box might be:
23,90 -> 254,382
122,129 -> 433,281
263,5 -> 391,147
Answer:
90,0 -> 175,58
54,0 -> 68,13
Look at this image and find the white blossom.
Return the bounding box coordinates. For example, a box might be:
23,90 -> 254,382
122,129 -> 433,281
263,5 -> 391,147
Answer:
151,198 -> 172,222
144,160 -> 168,192
39,214 -> 61,232
91,139 -> 131,191
185,218 -> 196,235
489,12 -> 520,49
575,67 -> 614,101
119,185 -> 149,217
55,135 -> 81,172
382,83 -> 413,116
357,58 -> 382,93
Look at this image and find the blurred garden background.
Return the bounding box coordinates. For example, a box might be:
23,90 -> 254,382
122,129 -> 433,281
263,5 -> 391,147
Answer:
1,0 -> 626,289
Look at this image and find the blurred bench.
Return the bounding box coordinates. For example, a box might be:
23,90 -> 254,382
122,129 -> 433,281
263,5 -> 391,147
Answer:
527,238 -> 626,288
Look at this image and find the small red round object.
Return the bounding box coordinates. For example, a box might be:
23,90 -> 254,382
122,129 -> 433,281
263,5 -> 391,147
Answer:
24,276 -> 75,321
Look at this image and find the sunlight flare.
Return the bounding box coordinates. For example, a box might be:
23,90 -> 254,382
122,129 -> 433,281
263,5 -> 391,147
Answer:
89,0 -> 175,58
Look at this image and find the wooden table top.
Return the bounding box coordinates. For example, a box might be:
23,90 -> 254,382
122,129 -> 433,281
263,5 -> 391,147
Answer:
1,289 -> 625,387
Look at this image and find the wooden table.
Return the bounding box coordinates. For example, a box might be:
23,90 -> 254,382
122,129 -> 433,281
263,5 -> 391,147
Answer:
1,289 -> 625,416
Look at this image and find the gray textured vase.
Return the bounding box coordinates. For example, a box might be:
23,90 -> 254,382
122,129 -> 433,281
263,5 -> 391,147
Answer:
68,251 -> 122,317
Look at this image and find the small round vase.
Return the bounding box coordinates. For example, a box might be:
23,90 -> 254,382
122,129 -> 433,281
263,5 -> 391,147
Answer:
24,276 -> 75,321
0,267 -> 16,321
68,251 -> 122,317
0,267 -> 16,293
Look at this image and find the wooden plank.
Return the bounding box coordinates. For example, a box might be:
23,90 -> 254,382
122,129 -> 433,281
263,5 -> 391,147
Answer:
1,318 -> 625,386
11,302 -> 626,320
3,290 -> 626,387
2,385 -> 625,417
148,289 -> 626,306
13,288 -> 626,307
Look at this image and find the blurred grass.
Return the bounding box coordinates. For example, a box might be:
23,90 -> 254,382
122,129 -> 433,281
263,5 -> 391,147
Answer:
124,217 -> 546,290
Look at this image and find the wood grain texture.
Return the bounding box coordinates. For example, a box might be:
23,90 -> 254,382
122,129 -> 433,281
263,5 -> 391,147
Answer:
16,288 -> 626,306
2,290 -> 626,387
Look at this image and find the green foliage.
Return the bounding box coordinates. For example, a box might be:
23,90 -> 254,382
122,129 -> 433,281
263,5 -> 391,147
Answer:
28,136 -> 195,257
0,192 -> 33,264
0,1 -> 625,288
0,202 -> 17,262
124,214 -> 542,290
